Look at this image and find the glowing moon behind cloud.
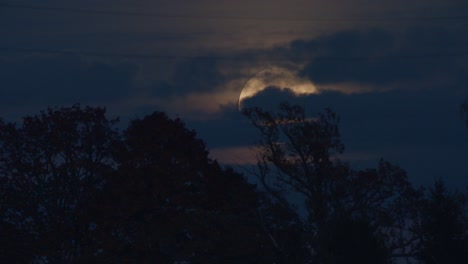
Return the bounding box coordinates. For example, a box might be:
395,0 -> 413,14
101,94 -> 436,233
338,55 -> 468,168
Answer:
238,66 -> 318,111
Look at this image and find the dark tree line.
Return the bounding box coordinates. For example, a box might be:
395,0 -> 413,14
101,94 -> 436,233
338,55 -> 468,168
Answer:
0,104 -> 466,263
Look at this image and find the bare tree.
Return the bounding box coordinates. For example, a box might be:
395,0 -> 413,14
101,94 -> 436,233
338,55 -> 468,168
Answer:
244,103 -> 422,263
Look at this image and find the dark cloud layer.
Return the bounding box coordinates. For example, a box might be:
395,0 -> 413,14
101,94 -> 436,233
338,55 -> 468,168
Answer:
150,57 -> 226,98
0,55 -> 137,106
146,26 -> 468,100
294,27 -> 468,85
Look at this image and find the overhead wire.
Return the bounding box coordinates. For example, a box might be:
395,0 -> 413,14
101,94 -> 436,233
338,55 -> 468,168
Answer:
1,2 -> 468,22
1,46 -> 467,61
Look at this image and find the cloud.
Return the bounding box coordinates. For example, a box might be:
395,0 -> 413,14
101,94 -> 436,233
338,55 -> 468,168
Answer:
173,57 -> 227,93
290,29 -> 395,59
157,25 -> 468,117
0,54 -> 137,106
238,66 -> 317,111
210,145 -> 259,165
4,2 -> 467,130
150,56 -> 227,98
210,145 -> 379,166
158,90 -> 240,117
296,27 -> 468,86
5,0 -> 468,120
240,85 -> 304,112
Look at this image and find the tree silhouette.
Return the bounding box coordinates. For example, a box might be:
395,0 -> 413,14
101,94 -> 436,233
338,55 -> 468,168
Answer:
244,103 -> 420,263
3,103 -> 463,263
416,180 -> 467,264
0,105 -> 119,262
0,107 -> 280,263
92,112 -> 273,263
319,217 -> 389,264
0,221 -> 35,263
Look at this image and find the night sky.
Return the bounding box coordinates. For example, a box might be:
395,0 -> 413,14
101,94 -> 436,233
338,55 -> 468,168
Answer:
1,0 -> 467,188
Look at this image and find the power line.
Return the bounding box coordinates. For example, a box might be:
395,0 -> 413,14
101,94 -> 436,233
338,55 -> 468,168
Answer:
1,46 -> 467,61
2,2 -> 468,22
0,47 -> 185,60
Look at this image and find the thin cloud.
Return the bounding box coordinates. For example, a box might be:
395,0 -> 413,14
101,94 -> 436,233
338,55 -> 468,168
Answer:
210,145 -> 260,165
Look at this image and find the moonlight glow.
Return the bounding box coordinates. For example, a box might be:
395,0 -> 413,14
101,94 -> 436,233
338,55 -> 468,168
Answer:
238,67 -> 318,111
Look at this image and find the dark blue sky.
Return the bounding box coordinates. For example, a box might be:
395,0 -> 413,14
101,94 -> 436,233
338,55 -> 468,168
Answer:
1,0 -> 467,188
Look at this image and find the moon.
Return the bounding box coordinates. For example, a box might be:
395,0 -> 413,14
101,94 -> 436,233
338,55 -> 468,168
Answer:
238,66 -> 318,111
